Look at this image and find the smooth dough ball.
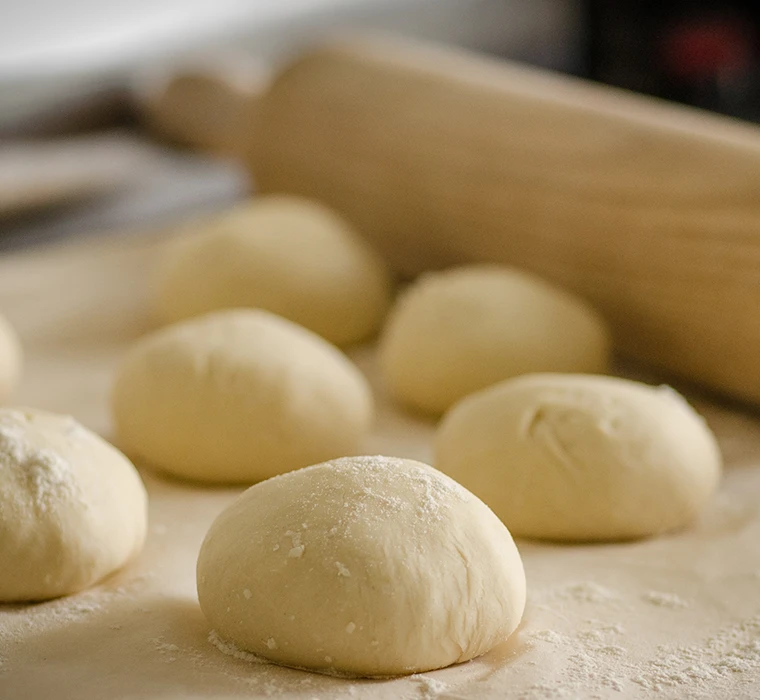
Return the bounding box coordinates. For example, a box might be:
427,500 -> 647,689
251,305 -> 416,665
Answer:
155,195 -> 393,345
197,455 -> 526,677
436,374 -> 722,542
0,314 -> 22,402
0,408 -> 147,601
112,309 -> 373,483
378,265 -> 610,415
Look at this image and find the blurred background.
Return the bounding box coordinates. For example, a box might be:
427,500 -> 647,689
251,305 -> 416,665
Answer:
1,0 -> 759,250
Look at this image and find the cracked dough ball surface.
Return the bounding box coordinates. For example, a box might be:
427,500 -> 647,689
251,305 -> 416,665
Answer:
436,374 -> 722,542
155,195 -> 392,345
0,314 -> 22,402
0,408 -> 147,602
112,309 -> 373,483
379,265 -> 610,415
196,455 -> 526,677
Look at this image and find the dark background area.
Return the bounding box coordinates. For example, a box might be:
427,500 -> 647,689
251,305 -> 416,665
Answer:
586,0 -> 760,121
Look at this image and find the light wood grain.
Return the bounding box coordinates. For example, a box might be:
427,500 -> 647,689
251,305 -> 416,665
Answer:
134,54 -> 268,158
247,35 -> 760,405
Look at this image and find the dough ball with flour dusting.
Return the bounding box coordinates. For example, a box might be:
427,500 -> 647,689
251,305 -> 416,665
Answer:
197,456 -> 526,677
0,314 -> 22,402
155,195 -> 393,346
0,408 -> 147,601
436,374 -> 722,542
112,309 -> 373,483
379,265 -> 610,415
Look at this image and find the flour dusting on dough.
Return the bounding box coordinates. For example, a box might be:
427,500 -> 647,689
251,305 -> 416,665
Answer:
0,412 -> 80,512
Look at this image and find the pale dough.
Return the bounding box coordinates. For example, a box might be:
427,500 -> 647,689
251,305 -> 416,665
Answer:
435,373 -> 722,542
0,313 -> 22,402
0,407 -> 147,602
154,195 -> 393,345
111,309 -> 373,483
196,455 -> 526,677
378,265 -> 610,415
4,231 -> 760,700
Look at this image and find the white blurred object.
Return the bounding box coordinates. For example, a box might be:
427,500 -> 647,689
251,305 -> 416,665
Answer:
0,135 -> 147,217
0,132 -> 248,249
0,0 -> 581,132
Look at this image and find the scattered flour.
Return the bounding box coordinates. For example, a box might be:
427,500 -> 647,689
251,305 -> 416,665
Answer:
561,583 -> 619,604
526,583 -> 760,700
24,449 -> 77,512
527,617 -> 629,698
152,637 -> 181,662
537,581 -> 620,606
1,574 -> 152,629
0,574 -> 153,673
285,530 -> 305,558
208,630 -> 268,665
642,591 -> 689,609
531,629 -> 566,644
0,417 -> 80,513
411,673 -> 449,699
632,614 -> 760,695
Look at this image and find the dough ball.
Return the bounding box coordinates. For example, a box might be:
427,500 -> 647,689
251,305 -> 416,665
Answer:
436,374 -> 722,542
197,455 -> 526,677
0,314 -> 22,402
0,408 -> 147,602
155,195 -> 392,345
112,309 -> 373,483
378,265 -> 610,415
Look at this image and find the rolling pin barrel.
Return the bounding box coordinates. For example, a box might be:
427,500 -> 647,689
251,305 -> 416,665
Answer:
249,36 -> 760,404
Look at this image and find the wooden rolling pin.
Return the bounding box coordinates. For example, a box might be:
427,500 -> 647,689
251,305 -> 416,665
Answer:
142,35 -> 760,404
134,52 -> 270,158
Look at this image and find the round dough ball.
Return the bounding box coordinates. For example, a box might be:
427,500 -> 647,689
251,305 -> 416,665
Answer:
0,408 -> 147,602
155,195 -> 392,345
378,265 -> 610,415
197,455 -> 526,677
112,309 -> 373,483
436,374 -> 722,542
0,314 -> 22,402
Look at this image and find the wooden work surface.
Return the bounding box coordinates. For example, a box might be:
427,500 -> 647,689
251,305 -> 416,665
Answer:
2,232 -> 760,700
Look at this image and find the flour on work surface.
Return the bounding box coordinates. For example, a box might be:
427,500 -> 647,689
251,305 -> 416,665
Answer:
527,618 -> 629,698
3,575 -> 151,625
537,581 -> 620,606
205,630 -> 339,694
0,575 -> 153,658
526,580 -> 760,699
208,630 -> 268,665
151,637 -> 184,663
411,673 -> 449,698
642,591 -> 689,609
632,614 -> 760,694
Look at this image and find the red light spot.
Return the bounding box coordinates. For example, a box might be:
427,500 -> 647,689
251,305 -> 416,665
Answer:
661,17 -> 752,79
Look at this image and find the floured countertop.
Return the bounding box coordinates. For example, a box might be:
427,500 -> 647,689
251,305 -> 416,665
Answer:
1,232 -> 760,700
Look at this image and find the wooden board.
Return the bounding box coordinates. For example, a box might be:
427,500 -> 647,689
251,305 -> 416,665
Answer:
2,232 -> 760,699
249,36 -> 760,406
